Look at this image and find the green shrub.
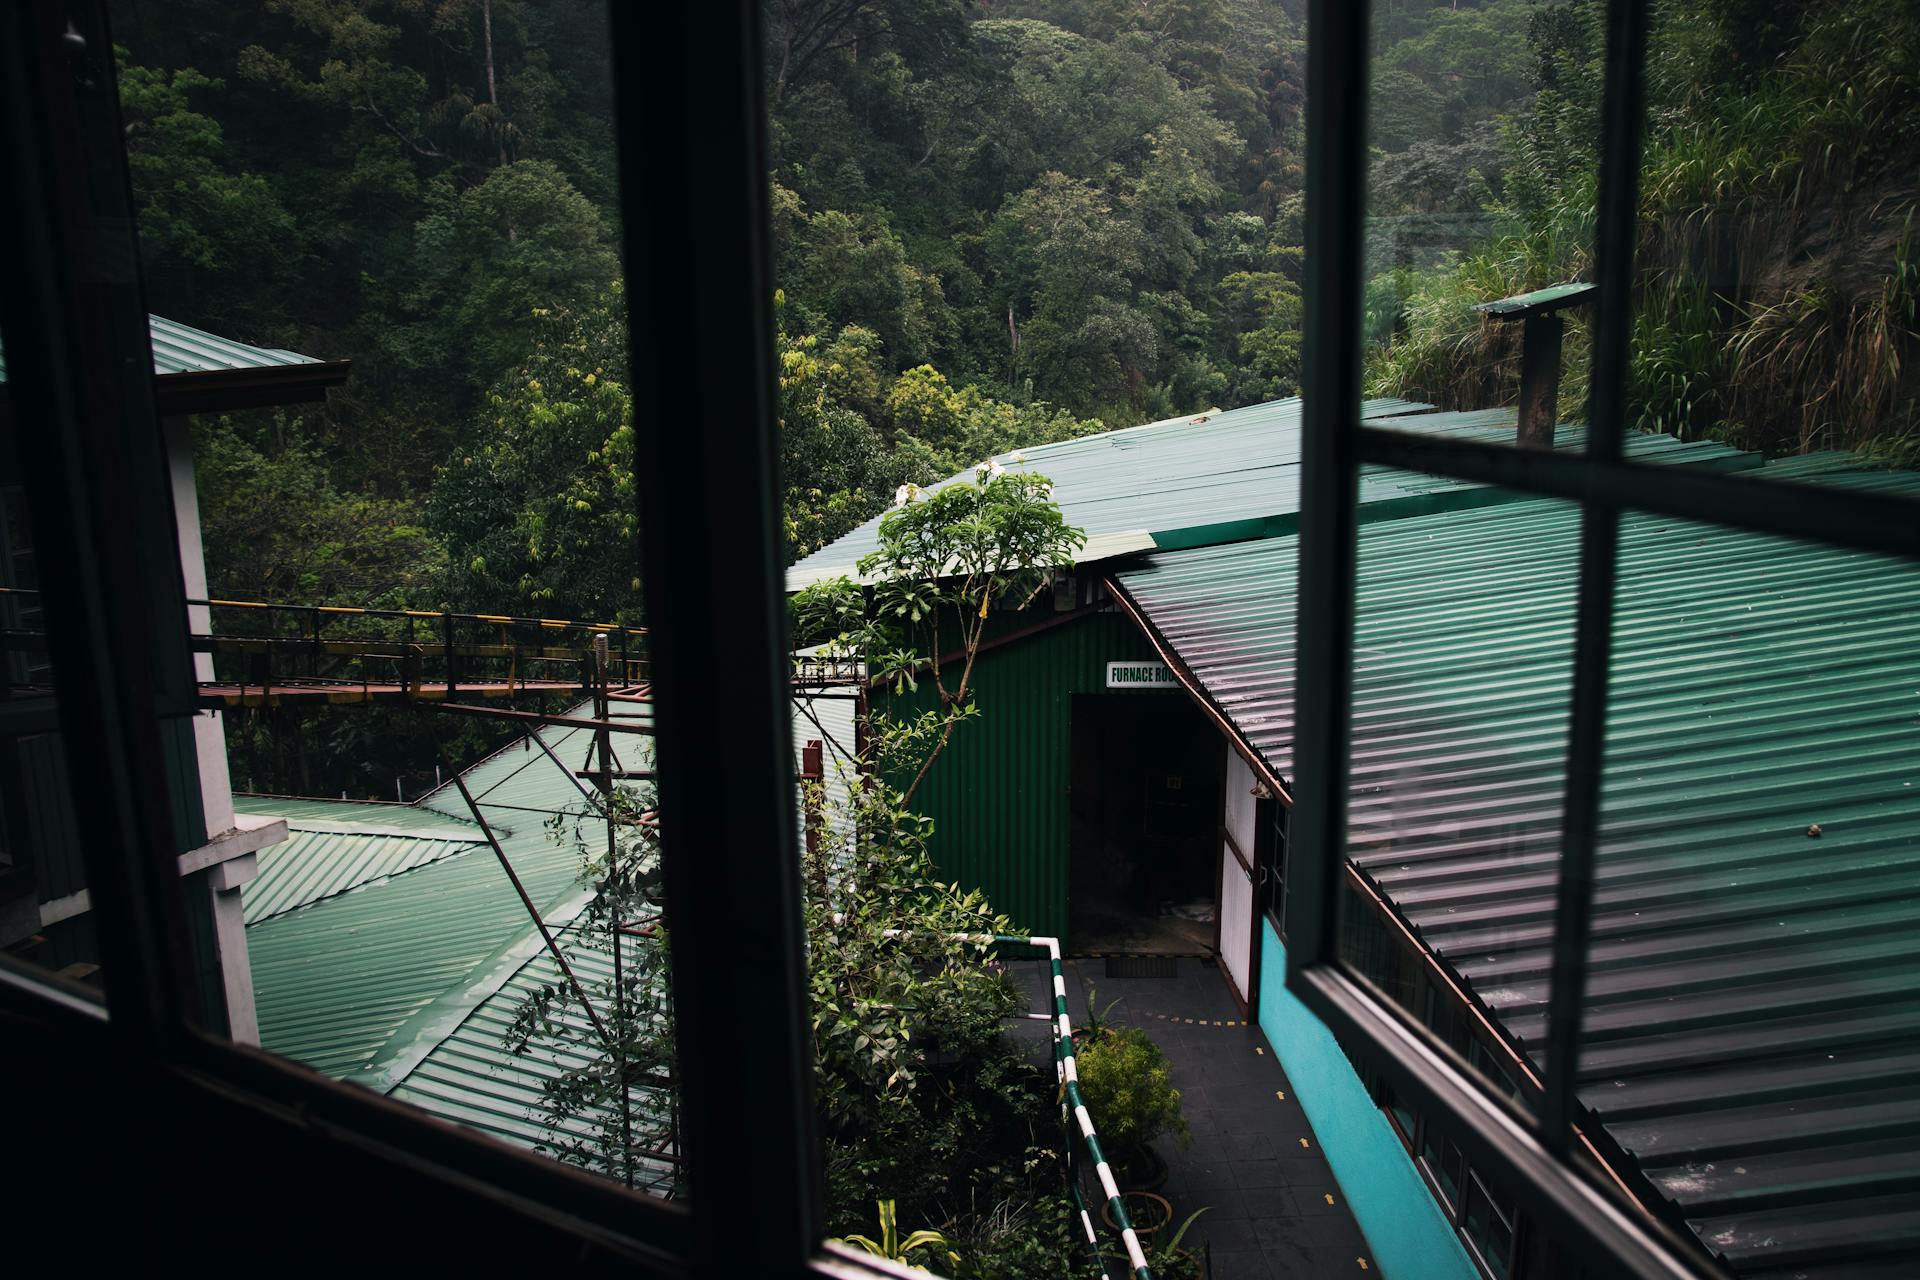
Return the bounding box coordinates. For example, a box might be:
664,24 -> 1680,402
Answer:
1074,1026 -> 1188,1154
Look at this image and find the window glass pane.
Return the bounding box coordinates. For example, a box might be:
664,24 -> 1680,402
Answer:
0,337 -> 108,1004
1582,514 -> 1920,1273
109,0 -> 684,1196
1463,1168 -> 1516,1280
770,1 -> 1325,1271
1339,476 -> 1585,1110
1365,1 -> 1602,452
1625,5 -> 1920,497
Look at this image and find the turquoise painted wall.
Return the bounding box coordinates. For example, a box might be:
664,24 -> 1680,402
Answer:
1258,921 -> 1477,1280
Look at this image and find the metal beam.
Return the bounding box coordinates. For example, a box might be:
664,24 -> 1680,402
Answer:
1540,0 -> 1650,1157
1357,426 -> 1920,560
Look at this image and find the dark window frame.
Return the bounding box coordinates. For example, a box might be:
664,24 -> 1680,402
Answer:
0,3 -> 872,1276
1285,2 -> 1919,1277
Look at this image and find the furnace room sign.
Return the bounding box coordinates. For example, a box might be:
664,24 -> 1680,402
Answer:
1105,660 -> 1178,689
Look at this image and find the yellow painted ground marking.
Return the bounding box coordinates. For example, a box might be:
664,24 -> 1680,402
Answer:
1276,1090 -> 1286,1100
1324,1194 -> 1337,1206
1299,1137 -> 1312,1149
1255,1046 -> 1265,1055
1358,1259 -> 1370,1270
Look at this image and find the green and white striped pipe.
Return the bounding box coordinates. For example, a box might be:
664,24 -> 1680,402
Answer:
873,927 -> 1154,1280
1067,1148 -> 1114,1280
1000,934 -> 1153,1280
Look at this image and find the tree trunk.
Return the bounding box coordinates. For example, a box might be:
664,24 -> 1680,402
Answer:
482,0 -> 499,104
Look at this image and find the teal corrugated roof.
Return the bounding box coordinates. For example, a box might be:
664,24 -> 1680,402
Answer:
0,314 -> 322,383
788,396 -> 1763,585
236,793 -> 490,923
1113,458 -> 1920,1275
234,794 -> 478,833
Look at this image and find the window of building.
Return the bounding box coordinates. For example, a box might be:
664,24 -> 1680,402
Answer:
1287,2 -> 1920,1277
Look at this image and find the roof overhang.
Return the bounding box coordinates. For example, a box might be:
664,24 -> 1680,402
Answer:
783,527 -> 1158,593
155,358 -> 353,416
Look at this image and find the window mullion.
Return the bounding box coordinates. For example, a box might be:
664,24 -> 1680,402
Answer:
1286,0 -> 1371,971
1539,0 -> 1651,1154
608,1 -> 821,1270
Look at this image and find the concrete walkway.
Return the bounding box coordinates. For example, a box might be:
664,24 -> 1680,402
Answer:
1014,956 -> 1375,1279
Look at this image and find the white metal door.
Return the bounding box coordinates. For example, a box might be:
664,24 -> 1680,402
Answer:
1218,747 -> 1259,1004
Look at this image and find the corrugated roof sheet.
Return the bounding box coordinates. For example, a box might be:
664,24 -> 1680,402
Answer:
236,793 -> 487,923
241,828 -> 485,925
1113,461 -> 1920,1277
234,794 -> 477,832
0,314 -> 322,382
146,314 -> 322,374
788,397 -> 1762,586
246,835 -> 586,1078
242,701 -> 669,1174
387,925 -> 678,1195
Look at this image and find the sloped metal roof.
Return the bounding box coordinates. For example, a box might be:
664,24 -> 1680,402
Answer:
787,397 -> 1761,587
234,794 -> 479,831
1112,463 -> 1920,1277
145,314 -> 322,374
242,705 -> 659,1170
246,834 -> 586,1078
235,794 -> 487,923
387,925 -> 678,1196
0,313 -> 321,381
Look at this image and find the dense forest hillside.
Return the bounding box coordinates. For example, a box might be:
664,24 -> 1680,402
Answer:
1364,0 -> 1920,459
110,0 -> 1917,793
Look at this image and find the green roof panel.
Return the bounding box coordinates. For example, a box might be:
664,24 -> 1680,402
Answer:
1113,460 -> 1920,1274
788,396 -> 1761,586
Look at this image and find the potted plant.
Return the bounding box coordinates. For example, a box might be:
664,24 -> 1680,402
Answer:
1072,1025 -> 1188,1190
1070,985 -> 1124,1050
1148,1208 -> 1210,1280
1101,1207 -> 1208,1280
1101,1188 -> 1172,1237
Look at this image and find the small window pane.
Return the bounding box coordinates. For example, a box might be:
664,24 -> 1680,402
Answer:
0,352 -> 109,1005
1364,1 -> 1602,453
1624,7 -> 1920,498
1420,1114 -> 1465,1214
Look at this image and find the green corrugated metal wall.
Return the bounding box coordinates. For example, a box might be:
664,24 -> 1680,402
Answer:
882,605 -> 1176,942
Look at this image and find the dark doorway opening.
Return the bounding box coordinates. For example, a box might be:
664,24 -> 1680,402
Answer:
1068,692 -> 1223,955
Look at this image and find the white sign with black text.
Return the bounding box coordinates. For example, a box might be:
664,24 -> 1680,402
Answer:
1105,660 -> 1177,689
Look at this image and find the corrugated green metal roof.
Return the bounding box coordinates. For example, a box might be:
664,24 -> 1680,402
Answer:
147,314 -> 322,374
246,835 -> 586,1078
788,396 -> 1762,586
242,702 -> 661,1172
236,793 -> 490,923
242,828 -> 487,925
1113,458 -> 1920,1276
387,925 -> 678,1195
0,314 -> 322,382
234,794 -> 478,832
